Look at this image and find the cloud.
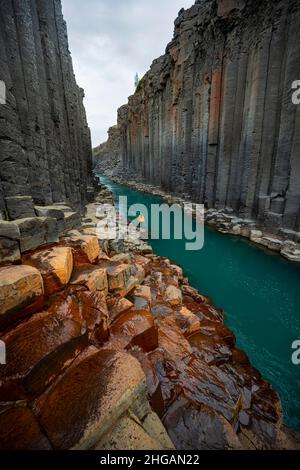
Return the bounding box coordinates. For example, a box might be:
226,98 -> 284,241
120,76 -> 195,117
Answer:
61,0 -> 193,146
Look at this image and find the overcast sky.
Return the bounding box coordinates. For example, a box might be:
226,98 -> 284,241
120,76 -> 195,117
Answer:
62,0 -> 193,146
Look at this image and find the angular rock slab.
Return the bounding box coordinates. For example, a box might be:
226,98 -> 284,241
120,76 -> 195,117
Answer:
0,221 -> 21,264
70,265 -> 108,293
130,285 -> 152,310
49,287 -> 109,344
0,221 -> 20,239
0,405 -> 52,450
163,397 -> 242,450
23,246 -> 73,296
5,196 -> 35,220
110,309 -> 158,352
35,350 -> 150,450
0,309 -> 88,399
35,206 -> 66,234
0,265 -> 44,330
61,231 -> 99,265
165,285 -> 182,307
95,411 -> 174,450
107,297 -> 133,324
106,263 -> 131,291
14,217 -> 58,252
0,237 -> 20,264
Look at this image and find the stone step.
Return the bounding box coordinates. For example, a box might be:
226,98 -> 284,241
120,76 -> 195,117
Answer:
14,217 -> 59,252
70,265 -> 108,293
22,246 -> 73,297
60,231 -> 100,265
0,265 -> 44,330
5,196 -> 35,220
34,205 -> 66,234
64,212 -> 81,231
0,221 -> 21,264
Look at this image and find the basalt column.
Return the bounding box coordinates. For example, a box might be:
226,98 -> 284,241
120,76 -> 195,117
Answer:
118,0 -> 300,236
0,0 -> 93,216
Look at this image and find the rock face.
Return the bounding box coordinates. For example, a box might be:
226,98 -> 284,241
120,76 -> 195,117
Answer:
93,125 -> 121,173
0,0 -> 93,218
116,0 -> 300,236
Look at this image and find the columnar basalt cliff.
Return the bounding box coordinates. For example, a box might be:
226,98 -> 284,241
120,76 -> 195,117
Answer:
0,0 -> 93,217
117,0 -> 300,237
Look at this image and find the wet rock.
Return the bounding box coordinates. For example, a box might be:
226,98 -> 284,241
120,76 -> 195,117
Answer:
0,307 -> 88,399
130,285 -> 152,310
110,253 -> 131,264
175,306 -> 201,337
281,241 -> 300,263
23,246 -> 73,296
0,265 -> 44,330
165,285 -> 182,307
164,398 -> 242,450
106,263 -> 131,291
50,288 -> 109,344
190,320 -> 236,349
70,266 -> 108,293
110,309 -> 158,352
14,217 -> 58,252
34,350 -> 151,449
258,237 -> 283,252
61,231 -> 99,265
0,405 -> 52,450
107,297 -> 134,324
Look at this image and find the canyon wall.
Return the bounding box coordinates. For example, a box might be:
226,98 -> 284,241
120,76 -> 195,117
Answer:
93,125 -> 121,172
118,0 -> 300,235
0,0 -> 93,218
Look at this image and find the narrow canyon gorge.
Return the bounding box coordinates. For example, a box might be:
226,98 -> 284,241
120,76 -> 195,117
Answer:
99,0 -> 300,241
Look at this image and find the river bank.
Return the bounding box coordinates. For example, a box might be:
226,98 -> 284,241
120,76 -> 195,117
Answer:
0,183 -> 299,449
96,175 -> 300,435
94,167 -> 300,265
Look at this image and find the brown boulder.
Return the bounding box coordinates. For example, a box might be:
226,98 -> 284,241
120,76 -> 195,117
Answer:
0,309 -> 88,399
107,297 -> 134,323
106,263 -> 131,291
61,231 -> 99,265
23,246 -> 73,296
0,265 -> 44,330
70,266 -> 108,293
35,350 -> 149,449
110,309 -> 158,352
165,285 -> 182,307
0,405 -> 52,450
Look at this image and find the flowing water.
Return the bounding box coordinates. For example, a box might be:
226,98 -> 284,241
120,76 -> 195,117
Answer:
98,174 -> 300,432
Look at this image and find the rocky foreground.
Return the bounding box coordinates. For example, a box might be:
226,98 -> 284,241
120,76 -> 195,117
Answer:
0,185 -> 299,450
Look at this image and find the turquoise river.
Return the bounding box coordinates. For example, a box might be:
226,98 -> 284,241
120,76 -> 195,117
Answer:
98,175 -> 300,432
